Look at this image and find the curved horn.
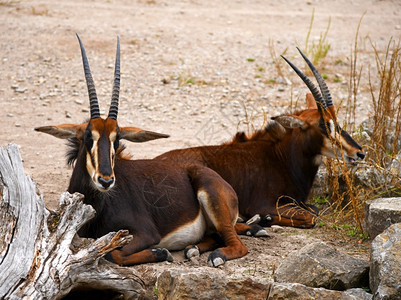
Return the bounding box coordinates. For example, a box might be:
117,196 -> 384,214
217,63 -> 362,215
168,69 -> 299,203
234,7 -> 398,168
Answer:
281,54 -> 326,112
108,36 -> 120,120
296,47 -> 333,108
76,34 -> 100,119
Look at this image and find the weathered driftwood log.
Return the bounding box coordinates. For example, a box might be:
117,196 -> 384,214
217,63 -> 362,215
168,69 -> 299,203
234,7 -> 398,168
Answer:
0,143 -> 144,299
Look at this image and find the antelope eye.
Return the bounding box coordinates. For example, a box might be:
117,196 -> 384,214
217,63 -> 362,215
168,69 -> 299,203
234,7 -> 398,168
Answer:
319,120 -> 330,136
113,132 -> 121,151
84,129 -> 93,150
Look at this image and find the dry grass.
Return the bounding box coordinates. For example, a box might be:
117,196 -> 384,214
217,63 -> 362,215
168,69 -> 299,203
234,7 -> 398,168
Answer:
319,37 -> 401,238
274,12 -> 401,238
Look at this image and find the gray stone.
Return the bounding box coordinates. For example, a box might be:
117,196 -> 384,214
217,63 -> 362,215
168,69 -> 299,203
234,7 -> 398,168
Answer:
364,197 -> 401,239
274,241 -> 369,290
353,166 -> 385,190
370,223 -> 401,300
156,268 -> 269,300
389,154 -> 401,177
268,283 -> 372,300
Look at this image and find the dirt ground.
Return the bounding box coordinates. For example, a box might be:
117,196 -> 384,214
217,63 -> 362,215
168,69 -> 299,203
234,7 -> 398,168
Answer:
1,0 -> 401,284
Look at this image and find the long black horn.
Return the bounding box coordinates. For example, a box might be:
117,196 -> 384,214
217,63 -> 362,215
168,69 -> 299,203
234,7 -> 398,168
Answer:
296,47 -> 333,108
108,36 -> 120,120
281,54 -> 326,112
76,34 -> 101,119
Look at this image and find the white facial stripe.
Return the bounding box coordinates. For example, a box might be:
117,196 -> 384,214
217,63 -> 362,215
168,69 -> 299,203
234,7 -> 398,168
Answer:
329,120 -> 336,139
109,138 -> 115,168
321,137 -> 340,159
87,130 -> 100,185
109,131 -> 116,141
86,152 -> 96,179
91,130 -> 100,141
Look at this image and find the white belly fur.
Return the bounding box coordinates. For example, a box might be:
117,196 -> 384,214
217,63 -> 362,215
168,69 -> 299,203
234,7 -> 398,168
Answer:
155,211 -> 207,251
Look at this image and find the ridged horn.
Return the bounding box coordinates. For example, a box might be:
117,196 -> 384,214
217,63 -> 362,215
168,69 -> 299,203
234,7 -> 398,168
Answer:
108,36 -> 120,120
76,34 -> 100,119
281,54 -> 326,112
296,47 -> 333,108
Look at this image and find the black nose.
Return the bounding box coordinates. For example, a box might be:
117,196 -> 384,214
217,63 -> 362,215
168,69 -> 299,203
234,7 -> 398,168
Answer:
357,152 -> 365,160
98,176 -> 114,189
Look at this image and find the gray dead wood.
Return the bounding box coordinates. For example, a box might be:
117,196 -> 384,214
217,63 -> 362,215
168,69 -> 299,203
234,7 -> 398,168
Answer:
0,143 -> 144,299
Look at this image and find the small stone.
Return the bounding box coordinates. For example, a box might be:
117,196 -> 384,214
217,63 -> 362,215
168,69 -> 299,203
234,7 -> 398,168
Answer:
15,88 -> 26,93
7,114 -> 14,117
271,225 -> 284,233
66,112 -> 72,118
15,124 -> 21,127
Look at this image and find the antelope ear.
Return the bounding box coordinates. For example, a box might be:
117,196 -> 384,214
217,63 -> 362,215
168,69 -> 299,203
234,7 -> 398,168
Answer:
120,126 -> 170,143
35,124 -> 87,140
272,115 -> 308,130
305,93 -> 318,110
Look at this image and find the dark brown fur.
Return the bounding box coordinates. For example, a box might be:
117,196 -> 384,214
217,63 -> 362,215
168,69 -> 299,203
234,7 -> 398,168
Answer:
156,105 -> 363,228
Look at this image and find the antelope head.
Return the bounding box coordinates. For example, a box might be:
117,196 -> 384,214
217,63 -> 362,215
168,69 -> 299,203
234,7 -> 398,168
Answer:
35,35 -> 169,191
274,48 -> 365,164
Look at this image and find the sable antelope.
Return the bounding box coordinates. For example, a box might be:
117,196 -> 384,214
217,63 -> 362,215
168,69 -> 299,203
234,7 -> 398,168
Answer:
157,48 -> 365,228
35,35 -> 265,267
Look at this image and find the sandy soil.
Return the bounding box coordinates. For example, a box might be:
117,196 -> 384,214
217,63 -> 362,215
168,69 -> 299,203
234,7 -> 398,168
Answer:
1,0 -> 400,284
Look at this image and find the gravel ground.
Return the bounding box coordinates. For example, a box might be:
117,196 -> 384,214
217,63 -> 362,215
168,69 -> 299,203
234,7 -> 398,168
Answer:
1,0 -> 400,281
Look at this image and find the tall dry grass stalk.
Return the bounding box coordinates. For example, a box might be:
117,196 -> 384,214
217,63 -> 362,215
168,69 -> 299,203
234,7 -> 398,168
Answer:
324,37 -> 401,235
346,12 -> 365,126
369,39 -> 401,165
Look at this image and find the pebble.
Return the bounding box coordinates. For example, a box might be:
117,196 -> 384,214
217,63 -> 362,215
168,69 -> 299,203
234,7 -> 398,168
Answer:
271,225 -> 284,233
7,113 -> 14,117
15,88 -> 26,93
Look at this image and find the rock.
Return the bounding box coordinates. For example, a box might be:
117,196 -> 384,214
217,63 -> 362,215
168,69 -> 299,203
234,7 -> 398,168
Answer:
370,223 -> 401,300
268,283 -> 372,300
156,268 -> 269,300
389,154 -> 401,176
353,165 -> 386,190
274,241 -> 369,290
364,197 -> 401,239
344,288 -> 373,300
271,225 -> 284,233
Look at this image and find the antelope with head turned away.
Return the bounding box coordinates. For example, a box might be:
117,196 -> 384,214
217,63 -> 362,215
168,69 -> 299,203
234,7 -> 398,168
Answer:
156,48 -> 365,228
35,35 -> 267,267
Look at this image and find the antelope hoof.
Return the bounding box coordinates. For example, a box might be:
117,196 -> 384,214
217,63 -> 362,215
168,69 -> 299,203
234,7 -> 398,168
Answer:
258,214 -> 274,227
207,249 -> 226,267
264,214 -> 273,222
184,245 -> 200,259
246,214 -> 261,225
245,224 -> 269,237
152,248 -> 174,262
